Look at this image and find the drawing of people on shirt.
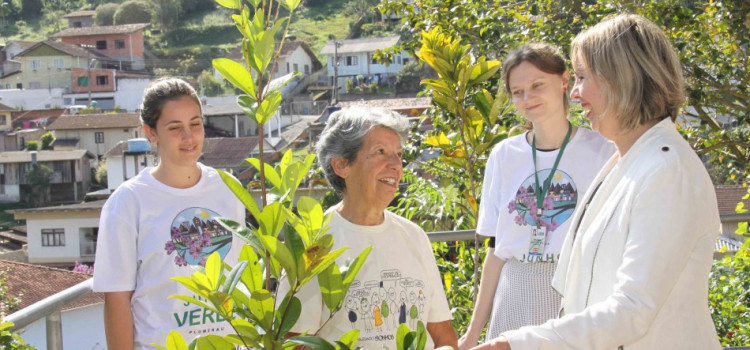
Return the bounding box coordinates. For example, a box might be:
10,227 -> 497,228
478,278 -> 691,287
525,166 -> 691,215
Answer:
361,297 -> 373,332
399,291 -> 407,325
372,291 -> 383,331
345,296 -> 358,329
409,291 -> 419,328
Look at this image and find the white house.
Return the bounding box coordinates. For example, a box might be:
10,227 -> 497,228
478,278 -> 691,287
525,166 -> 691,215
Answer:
320,35 -> 412,92
11,200 -> 105,266
1,260 -> 105,350
104,139 -> 156,191
47,113 -> 142,166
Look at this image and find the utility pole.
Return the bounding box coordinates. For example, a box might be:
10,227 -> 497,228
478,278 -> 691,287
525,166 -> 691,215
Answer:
332,40 -> 342,104
87,58 -> 94,105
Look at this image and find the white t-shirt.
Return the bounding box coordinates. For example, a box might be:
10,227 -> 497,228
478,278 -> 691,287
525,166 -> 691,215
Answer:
477,127 -> 614,262
283,205 -> 453,349
93,163 -> 245,349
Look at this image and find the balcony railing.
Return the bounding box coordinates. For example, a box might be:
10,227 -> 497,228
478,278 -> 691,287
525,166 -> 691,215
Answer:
5,224 -> 748,349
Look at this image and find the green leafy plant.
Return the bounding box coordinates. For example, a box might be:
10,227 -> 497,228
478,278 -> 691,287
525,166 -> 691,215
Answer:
709,185 -> 750,346
0,322 -> 34,350
159,1 -> 372,349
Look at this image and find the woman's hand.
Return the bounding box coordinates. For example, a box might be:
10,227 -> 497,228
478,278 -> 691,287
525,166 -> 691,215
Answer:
470,336 -> 511,350
458,328 -> 481,350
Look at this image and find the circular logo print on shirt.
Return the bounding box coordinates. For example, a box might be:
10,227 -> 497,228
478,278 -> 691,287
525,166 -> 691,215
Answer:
164,207 -> 233,267
507,169 -> 577,231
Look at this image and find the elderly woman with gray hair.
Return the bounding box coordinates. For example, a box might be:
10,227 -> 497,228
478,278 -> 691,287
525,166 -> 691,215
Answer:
283,107 -> 458,349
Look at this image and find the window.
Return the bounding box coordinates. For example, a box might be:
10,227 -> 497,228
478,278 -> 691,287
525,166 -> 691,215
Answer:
29,82 -> 41,89
371,56 -> 378,64
96,40 -> 107,49
54,58 -> 64,69
0,173 -> 4,195
96,75 -> 108,85
293,63 -> 298,72
77,76 -> 89,87
0,115 -> 5,125
16,83 -> 22,89
345,56 -> 358,66
30,59 -> 41,70
95,132 -> 104,144
304,64 -> 310,74
73,21 -> 82,28
41,229 -> 65,247
115,39 -> 125,49
286,62 -> 290,73
397,56 -> 402,64
403,58 -> 410,65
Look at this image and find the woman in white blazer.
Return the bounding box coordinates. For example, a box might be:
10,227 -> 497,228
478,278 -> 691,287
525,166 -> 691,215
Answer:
471,14 -> 722,350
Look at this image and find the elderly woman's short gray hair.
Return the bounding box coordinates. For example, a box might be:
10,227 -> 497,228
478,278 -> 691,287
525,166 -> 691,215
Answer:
316,107 -> 410,193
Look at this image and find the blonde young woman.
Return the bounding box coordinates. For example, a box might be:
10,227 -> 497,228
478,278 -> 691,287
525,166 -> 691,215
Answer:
458,43 -> 614,349
472,14 -> 722,350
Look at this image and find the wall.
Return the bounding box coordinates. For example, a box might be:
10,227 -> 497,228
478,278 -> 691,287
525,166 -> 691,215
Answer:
325,51 -> 410,77
70,68 -> 116,93
106,153 -> 157,191
61,31 -> 146,70
114,78 -> 152,111
53,127 -> 140,164
0,50 -> 91,91
0,88 -> 66,110
20,303 -> 106,350
25,212 -> 100,264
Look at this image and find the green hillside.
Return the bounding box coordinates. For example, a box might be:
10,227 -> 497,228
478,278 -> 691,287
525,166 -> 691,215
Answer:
0,0 -> 395,77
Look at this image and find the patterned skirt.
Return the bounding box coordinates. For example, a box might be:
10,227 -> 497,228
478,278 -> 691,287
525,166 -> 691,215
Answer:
486,258 -> 561,340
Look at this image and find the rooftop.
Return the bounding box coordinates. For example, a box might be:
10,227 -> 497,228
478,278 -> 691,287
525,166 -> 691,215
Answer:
715,185 -> 750,218
320,35 -> 400,55
10,200 -> 106,215
51,23 -> 150,38
47,113 -> 141,130
0,260 -> 102,313
0,150 -> 93,164
199,137 -> 260,169
338,97 -> 431,111
16,41 -> 108,59
63,10 -> 95,18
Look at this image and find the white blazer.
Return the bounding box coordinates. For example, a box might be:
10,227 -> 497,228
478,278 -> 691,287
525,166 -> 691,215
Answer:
503,119 -> 722,349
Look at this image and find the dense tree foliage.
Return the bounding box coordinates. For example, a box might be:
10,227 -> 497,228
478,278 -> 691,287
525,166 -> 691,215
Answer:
114,0 -> 153,24
95,3 -> 119,25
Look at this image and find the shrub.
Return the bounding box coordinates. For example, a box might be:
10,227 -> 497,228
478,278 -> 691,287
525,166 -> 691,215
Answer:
395,61 -> 422,94
95,160 -> 107,187
197,70 -> 224,96
39,132 -> 54,150
24,140 -> 38,151
95,3 -> 119,26
114,0 -> 152,25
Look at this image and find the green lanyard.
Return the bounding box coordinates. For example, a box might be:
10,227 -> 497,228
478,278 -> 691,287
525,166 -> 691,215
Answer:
532,121 -> 572,227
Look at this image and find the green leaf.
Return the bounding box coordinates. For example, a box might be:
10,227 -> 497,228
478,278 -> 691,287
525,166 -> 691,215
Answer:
396,323 -> 413,350
169,295 -> 216,314
216,217 -> 263,252
249,289 -> 275,330
335,329 -> 360,349
204,252 -> 223,291
256,202 -> 286,238
161,330 -> 189,350
237,95 -> 258,122
281,0 -> 302,11
208,292 -> 234,319
257,234 -> 296,279
288,336 -> 336,350
297,196 -> 324,242
239,245 -> 264,291
214,0 -> 240,9
284,228 -> 306,286
170,276 -> 206,297
213,58 -> 256,98
246,158 -> 282,188
468,59 -> 501,84
341,246 -> 372,288
302,247 -> 347,287
276,295 -> 302,336
256,91 -> 283,125
414,321 -> 427,350
283,206 -> 309,245
221,260 -> 248,295
317,263 -> 343,312
194,335 -> 234,349
218,170 -> 261,219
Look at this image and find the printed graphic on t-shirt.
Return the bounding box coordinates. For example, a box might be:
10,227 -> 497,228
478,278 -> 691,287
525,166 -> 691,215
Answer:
507,169 -> 578,232
164,207 -> 233,267
341,269 -> 428,344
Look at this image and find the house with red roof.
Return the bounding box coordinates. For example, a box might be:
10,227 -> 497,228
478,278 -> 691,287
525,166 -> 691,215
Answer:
0,260 -> 104,349
51,23 -> 149,71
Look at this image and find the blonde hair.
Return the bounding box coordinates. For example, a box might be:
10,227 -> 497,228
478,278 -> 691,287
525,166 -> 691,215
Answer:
571,14 -> 684,129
